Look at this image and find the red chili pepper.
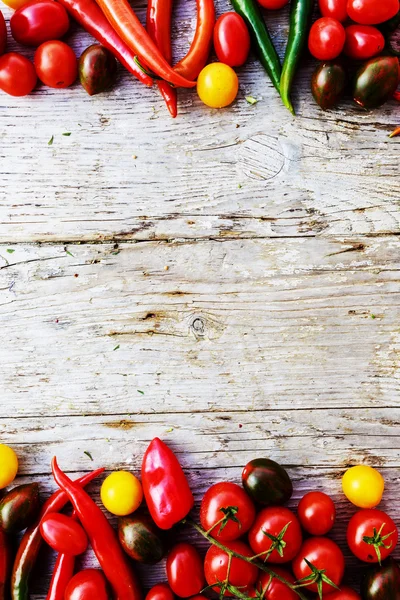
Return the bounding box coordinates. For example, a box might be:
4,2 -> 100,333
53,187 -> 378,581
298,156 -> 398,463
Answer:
46,512 -> 78,600
11,468 -> 104,600
56,0 -> 152,87
141,438 -> 194,530
0,529 -> 12,600
147,0 -> 177,118
174,0 -> 216,79
389,126 -> 400,137
51,458 -> 141,600
94,0 -> 195,88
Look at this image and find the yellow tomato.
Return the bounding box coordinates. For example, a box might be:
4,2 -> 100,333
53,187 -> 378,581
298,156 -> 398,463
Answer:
197,63 -> 239,108
342,465 -> 384,508
0,444 -> 18,489
101,471 -> 143,516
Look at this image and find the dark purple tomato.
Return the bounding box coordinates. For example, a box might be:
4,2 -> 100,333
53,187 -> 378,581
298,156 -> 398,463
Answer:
353,55 -> 400,109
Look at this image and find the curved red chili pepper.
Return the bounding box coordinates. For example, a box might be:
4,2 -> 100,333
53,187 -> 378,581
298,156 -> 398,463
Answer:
174,0 -> 216,80
51,458 -> 142,600
147,0 -> 178,118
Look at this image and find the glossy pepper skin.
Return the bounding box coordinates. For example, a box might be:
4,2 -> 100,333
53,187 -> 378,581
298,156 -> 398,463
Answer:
11,468 -> 104,600
0,529 -> 12,600
56,0 -> 152,86
0,483 -> 40,533
142,438 -> 194,530
51,458 -> 142,600
146,0 -> 177,117
280,0 -> 314,114
231,0 -> 281,92
46,552 -> 75,600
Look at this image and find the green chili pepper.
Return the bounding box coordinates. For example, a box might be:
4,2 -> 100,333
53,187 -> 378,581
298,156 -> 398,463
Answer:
280,0 -> 314,114
231,0 -> 281,92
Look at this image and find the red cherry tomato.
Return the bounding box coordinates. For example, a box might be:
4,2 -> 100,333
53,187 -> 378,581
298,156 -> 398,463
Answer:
318,0 -> 348,22
297,491 -> 336,535
308,17 -> 346,60
0,12 -> 6,55
324,587 -> 361,600
204,540 -> 258,597
11,0 -> 70,47
34,40 -> 77,88
292,537 -> 345,595
347,509 -> 398,563
256,0 -> 290,8
213,13 -> 250,67
0,53 -> 37,96
343,25 -> 385,59
347,0 -> 399,25
146,583 -> 175,600
256,567 -> 298,599
65,570 -> 109,600
200,482 -> 256,541
166,543 -> 205,598
248,507 -> 302,564
40,513 -> 88,556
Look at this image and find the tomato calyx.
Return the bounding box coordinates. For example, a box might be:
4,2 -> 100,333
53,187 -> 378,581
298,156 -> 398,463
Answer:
213,505 -> 241,535
259,521 -> 291,560
362,523 -> 396,564
296,559 -> 339,600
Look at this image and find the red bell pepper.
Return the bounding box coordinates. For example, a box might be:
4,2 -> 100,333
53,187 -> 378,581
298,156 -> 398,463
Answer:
174,0 -> 215,80
141,438 -> 194,530
0,529 -> 11,600
51,458 -> 142,600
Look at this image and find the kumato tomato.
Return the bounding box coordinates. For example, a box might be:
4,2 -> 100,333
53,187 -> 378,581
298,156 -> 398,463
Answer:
292,537 -> 345,595
256,567 -> 298,600
248,507 -> 302,563
145,583 -> 175,600
166,543 -> 205,598
200,482 -> 256,541
342,465 -> 384,508
344,25 -> 384,59
214,13 -> 250,67
65,570 -> 109,600
118,514 -> 165,564
308,17 -> 346,60
361,558 -> 400,600
297,491 -> 336,535
204,540 -> 258,596
40,513 -> 88,556
325,587 -> 361,599
11,1 -> 70,47
347,0 -> 399,25
34,41 -> 77,88
197,63 -> 238,108
242,458 -> 293,506
0,444 -> 18,488
311,60 -> 346,110
353,56 -> 400,109
319,0 -> 348,22
347,509 -> 398,563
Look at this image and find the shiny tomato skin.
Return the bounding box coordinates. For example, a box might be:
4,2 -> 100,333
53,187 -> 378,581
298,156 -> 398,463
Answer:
343,25 -> 384,59
40,513 -> 88,556
256,567 -> 298,599
34,40 -> 77,88
292,537 -> 345,595
0,12 -> 6,56
214,13 -> 250,67
145,583 -> 175,600
347,509 -> 398,563
256,0 -> 290,9
297,491 -> 336,535
166,543 -> 205,598
200,482 -> 256,541
347,0 -> 399,25
204,540 -> 258,596
248,507 -> 302,563
65,569 -> 109,600
318,0 -> 348,21
308,17 -> 346,60
0,53 -> 37,96
11,1 -> 69,47
324,587 -> 361,599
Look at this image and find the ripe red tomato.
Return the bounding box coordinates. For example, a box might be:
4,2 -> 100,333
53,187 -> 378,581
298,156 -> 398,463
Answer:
347,509 -> 398,563
343,25 -> 385,59
256,567 -> 298,599
166,543 -> 205,598
34,40 -> 77,88
292,537 -> 345,595
200,482 -> 256,541
256,0 -> 290,8
213,13 -> 250,67
0,12 -> 6,56
0,53 -> 37,96
65,570 -> 109,600
318,0 -> 348,21
40,513 -> 88,556
11,1 -> 70,47
204,540 -> 258,596
323,587 -> 361,600
248,507 -> 302,564
297,491 -> 336,535
308,17 -> 346,60
145,583 -> 175,600
347,0 -> 399,25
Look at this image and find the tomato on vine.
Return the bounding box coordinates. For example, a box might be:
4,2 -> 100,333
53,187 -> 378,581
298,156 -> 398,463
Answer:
292,537 -> 345,598
325,587 -> 361,599
255,567 -> 298,599
347,509 -> 398,563
204,540 -> 258,596
248,507 -> 302,563
200,482 -> 256,541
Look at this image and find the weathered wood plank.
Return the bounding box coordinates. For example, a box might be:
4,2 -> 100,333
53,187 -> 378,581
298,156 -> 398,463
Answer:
1,237 -> 399,417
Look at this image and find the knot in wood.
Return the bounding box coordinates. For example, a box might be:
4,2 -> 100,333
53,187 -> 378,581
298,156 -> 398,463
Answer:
191,316 -> 206,338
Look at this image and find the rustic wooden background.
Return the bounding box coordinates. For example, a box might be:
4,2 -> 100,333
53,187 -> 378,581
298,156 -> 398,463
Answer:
0,0 -> 399,596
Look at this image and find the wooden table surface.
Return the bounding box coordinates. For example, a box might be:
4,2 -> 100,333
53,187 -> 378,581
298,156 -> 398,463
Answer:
0,0 -> 399,596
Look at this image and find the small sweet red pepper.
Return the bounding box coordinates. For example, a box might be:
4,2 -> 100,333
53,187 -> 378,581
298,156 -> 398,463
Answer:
51,458 -> 142,600
141,438 -> 194,530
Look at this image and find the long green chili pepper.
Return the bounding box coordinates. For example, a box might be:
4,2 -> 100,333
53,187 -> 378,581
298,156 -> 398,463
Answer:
280,0 -> 314,114
230,0 -> 281,92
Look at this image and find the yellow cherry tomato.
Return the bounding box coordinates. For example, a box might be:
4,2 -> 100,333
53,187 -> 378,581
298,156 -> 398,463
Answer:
342,465 -> 384,508
101,471 -> 143,516
0,444 -> 18,489
197,63 -> 239,108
